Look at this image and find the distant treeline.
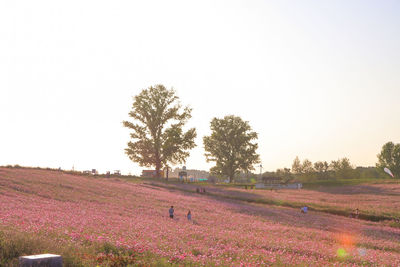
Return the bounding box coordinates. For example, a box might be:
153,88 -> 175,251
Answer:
261,157 -> 387,183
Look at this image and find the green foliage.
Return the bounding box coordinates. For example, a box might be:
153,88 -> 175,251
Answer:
0,227 -> 178,267
389,220 -> 400,229
330,158 -> 352,171
95,242 -> 136,267
191,248 -> 203,256
0,229 -> 84,267
273,168 -> 294,184
355,166 -> 386,179
123,85 -> 197,178
302,159 -> 314,174
314,161 -> 329,173
328,158 -> 353,178
286,157 -> 385,180
377,141 -> 400,178
203,115 -> 260,183
291,156 -> 302,174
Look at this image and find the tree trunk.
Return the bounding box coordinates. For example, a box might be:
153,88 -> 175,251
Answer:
229,175 -> 234,183
155,147 -> 161,178
155,161 -> 161,178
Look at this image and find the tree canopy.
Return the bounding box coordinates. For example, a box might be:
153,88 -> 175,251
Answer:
291,156 -> 303,174
377,141 -> 400,178
123,85 -> 196,178
314,161 -> 329,173
291,156 -> 354,179
203,115 -> 260,183
302,159 -> 314,174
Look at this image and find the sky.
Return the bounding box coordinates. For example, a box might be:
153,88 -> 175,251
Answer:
1,0 -> 399,175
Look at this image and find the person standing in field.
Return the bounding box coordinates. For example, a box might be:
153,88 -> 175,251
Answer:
187,210 -> 191,221
169,206 -> 174,219
301,206 -> 308,213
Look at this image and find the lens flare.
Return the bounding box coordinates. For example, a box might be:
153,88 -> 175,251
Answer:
340,233 -> 354,247
337,248 -> 348,257
336,233 -> 355,258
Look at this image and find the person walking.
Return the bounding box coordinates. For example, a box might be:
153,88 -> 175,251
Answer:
355,208 -> 359,219
169,206 -> 174,219
187,210 -> 192,221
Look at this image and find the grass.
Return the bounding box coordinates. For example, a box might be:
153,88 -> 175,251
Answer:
302,178 -> 399,188
0,227 -> 85,267
0,226 -> 181,267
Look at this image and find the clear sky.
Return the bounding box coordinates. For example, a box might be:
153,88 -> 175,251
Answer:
1,0 -> 399,175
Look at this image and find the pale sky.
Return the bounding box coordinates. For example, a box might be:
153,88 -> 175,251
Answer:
1,0 -> 399,175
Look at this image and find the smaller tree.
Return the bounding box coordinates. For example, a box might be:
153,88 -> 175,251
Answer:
276,168 -> 291,176
276,168 -> 293,183
377,141 -> 400,178
292,156 -> 303,174
339,158 -> 352,170
203,115 -> 260,183
302,159 -> 314,174
330,158 -> 353,178
314,161 -> 329,173
323,161 -> 329,172
329,160 -> 341,172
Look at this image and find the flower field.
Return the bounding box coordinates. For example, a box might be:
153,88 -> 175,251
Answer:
1,167 -> 400,266
254,184 -> 400,218
159,181 -> 400,219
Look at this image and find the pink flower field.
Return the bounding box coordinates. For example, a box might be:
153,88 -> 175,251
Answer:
159,182 -> 400,219
1,167 -> 400,266
256,184 -> 400,218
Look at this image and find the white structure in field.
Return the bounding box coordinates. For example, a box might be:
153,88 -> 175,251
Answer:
19,254 -> 62,267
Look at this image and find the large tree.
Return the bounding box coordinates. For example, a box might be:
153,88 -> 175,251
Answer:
377,141 -> 400,178
203,115 -> 260,183
123,85 -> 196,178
